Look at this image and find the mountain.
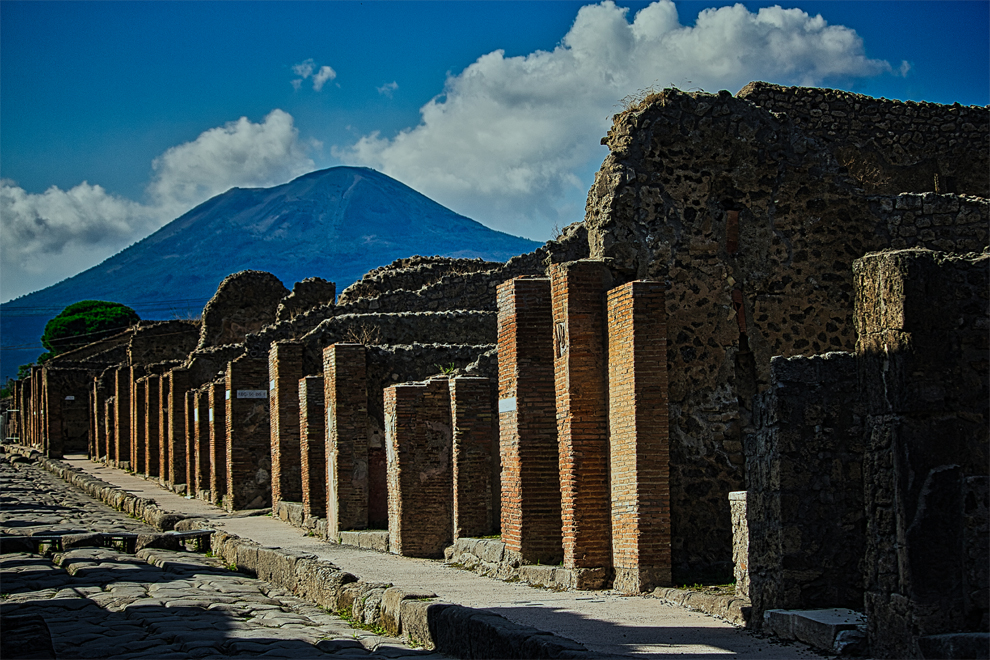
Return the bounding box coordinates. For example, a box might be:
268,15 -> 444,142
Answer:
1,167 -> 541,383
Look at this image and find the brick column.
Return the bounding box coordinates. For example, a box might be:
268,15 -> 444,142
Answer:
158,374 -> 169,483
184,390 -> 195,491
132,376 -> 146,475
607,280 -> 671,592
551,260 -> 611,578
91,379 -> 103,461
299,375 -> 326,521
145,375 -> 160,478
496,277 -> 562,564
208,381 -> 227,504
269,341 -> 304,508
129,366 -> 143,470
42,370 -> 62,458
324,344 -> 369,538
225,357 -> 271,511
192,387 -> 211,500
385,379 -> 453,558
114,366 -> 131,469
449,377 -> 494,538
104,398 -> 114,462
166,368 -> 190,488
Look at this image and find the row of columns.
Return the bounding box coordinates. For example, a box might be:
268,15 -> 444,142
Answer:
497,262 -> 671,591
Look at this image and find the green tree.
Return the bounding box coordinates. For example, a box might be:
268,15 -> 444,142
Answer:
40,300 -> 140,358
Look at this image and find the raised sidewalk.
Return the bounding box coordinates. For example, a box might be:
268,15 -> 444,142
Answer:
28,450 -> 815,659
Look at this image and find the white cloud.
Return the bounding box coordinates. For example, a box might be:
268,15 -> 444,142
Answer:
292,58 -> 316,79
335,0 -> 897,240
312,65 -> 337,91
1,110 -> 314,301
377,81 -> 399,98
292,58 -> 336,92
147,109 -> 314,214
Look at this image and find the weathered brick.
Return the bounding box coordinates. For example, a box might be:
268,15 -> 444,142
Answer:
224,356 -> 271,511
607,280 -> 671,592
449,377 -> 494,538
551,260 -> 611,571
496,277 -> 562,564
299,375 -> 326,521
325,344 -> 369,537
385,379 -> 453,558
269,341 -> 304,508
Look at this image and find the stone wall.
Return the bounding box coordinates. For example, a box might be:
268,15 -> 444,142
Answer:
736,82 -> 989,197
747,352 -> 866,623
198,271 -> 289,350
127,321 -> 200,366
584,84 -> 989,579
856,249 -> 988,659
338,257 -> 503,305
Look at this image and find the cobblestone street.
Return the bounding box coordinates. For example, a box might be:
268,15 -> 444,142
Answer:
0,454 -> 447,659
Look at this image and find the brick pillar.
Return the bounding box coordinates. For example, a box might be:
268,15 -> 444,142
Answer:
269,341 -> 304,508
324,344 -> 369,538
42,370 -> 63,458
158,374 -> 169,482
496,277 -> 562,564
129,366 -> 143,470
449,377 -> 494,538
193,388 -> 211,499
385,379 -> 453,558
184,389 -> 195,491
166,368 -> 190,488
208,381 -> 227,504
91,379 -> 103,461
104,397 -> 114,462
114,367 -> 130,468
225,357 -> 271,511
607,280 -> 671,592
132,376 -> 146,475
145,376 -> 160,478
299,375 -> 326,521
551,260 -> 612,577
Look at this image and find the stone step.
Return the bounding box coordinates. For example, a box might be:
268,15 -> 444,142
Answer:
763,608 -> 866,655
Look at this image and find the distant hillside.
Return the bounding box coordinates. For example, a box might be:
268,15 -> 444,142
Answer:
1,167 -> 540,383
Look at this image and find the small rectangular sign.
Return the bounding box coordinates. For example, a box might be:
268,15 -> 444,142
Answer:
65,396 -> 75,401
225,390 -> 231,400
236,390 -> 268,399
194,410 -> 199,422
209,409 -> 214,422
270,379 -> 276,391
498,397 -> 517,413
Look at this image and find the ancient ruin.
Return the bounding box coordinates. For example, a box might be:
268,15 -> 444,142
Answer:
4,82 -> 986,659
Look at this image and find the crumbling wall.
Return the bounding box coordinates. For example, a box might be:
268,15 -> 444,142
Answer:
856,249 -> 989,659
747,352 -> 866,623
584,85 -> 989,578
198,270 -> 289,349
737,82 -> 990,197
275,277 -> 336,323
128,321 -> 200,365
338,257 -> 503,305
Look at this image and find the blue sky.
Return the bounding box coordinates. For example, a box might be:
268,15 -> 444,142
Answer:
1,0 -> 987,302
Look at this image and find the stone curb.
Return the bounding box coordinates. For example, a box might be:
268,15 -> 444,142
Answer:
650,587 -> 751,627
17,446 -> 597,658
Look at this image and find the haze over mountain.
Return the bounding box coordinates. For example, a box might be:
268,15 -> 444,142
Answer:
0,166 -> 540,383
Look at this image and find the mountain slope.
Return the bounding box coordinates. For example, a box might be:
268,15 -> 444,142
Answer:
1,167 -> 541,382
